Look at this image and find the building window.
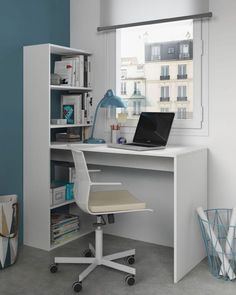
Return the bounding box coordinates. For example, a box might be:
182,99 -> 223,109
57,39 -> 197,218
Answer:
177,64 -> 187,79
160,107 -> 169,112
121,81 -> 127,95
116,19 -> 208,131
177,107 -> 187,119
134,81 -> 141,95
133,101 -> 141,115
160,86 -> 170,101
160,65 -> 170,80
168,47 -> 175,54
179,43 -> 190,59
177,86 -> 187,101
121,69 -> 127,79
151,45 -> 160,61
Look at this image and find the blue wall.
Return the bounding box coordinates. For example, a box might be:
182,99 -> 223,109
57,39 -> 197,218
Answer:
0,0 -> 70,243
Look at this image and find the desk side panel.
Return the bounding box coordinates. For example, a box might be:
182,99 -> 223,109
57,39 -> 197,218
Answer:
174,149 -> 207,283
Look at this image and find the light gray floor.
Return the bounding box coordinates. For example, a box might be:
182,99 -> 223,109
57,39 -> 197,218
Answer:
0,233 -> 235,295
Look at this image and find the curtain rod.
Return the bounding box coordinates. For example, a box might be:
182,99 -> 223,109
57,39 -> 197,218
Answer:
97,12 -> 212,32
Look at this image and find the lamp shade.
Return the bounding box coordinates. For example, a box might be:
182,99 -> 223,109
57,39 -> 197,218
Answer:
100,89 -> 126,108
84,89 -> 126,144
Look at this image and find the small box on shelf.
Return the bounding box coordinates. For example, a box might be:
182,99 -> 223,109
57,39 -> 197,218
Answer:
52,186 -> 66,206
51,119 -> 67,125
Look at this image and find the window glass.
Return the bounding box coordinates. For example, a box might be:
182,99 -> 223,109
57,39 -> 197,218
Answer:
117,20 -> 197,125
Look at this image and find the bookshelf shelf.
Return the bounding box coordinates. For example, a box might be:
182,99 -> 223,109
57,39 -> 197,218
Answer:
50,228 -> 92,250
50,199 -> 75,210
24,43 -> 94,251
50,123 -> 92,129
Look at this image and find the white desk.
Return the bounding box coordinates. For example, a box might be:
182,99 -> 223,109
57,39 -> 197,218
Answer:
51,144 -> 207,283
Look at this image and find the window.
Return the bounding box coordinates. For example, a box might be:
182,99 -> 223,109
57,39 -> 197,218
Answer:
160,86 -> 169,101
121,69 -> 127,79
177,107 -> 187,119
178,64 -> 187,79
160,107 -> 169,112
179,43 -> 190,59
160,65 -> 170,80
133,101 -> 141,115
134,81 -> 141,95
168,47 -> 175,54
116,19 -> 208,132
121,81 -> 127,95
177,86 -> 187,101
151,45 -> 160,61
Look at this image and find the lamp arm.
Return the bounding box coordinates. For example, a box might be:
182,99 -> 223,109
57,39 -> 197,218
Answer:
89,98 -> 104,139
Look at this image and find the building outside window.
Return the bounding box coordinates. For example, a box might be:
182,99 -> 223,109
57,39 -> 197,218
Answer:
116,19 -> 207,130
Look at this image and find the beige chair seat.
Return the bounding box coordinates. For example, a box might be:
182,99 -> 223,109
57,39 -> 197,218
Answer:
89,190 -> 146,213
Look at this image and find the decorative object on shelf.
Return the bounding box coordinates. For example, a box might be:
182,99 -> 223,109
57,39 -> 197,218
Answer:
51,119 -> 67,125
62,104 -> 75,124
50,73 -> 61,85
85,89 -> 126,144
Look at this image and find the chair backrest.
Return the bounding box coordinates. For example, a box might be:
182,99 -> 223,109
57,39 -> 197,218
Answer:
71,149 -> 91,214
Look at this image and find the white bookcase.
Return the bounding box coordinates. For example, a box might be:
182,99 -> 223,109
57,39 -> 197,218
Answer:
23,44 -> 93,250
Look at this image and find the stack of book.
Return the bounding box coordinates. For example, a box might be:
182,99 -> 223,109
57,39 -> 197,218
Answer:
51,213 -> 80,246
54,55 -> 91,87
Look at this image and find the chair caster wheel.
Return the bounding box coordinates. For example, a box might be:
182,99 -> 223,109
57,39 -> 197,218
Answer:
83,249 -> 93,257
125,255 -> 135,265
72,281 -> 82,293
125,275 -> 135,286
49,263 -> 58,273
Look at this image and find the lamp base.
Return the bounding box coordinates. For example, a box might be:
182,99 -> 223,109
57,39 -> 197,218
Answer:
84,138 -> 106,144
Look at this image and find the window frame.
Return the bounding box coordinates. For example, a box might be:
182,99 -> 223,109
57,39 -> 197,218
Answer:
114,19 -> 209,136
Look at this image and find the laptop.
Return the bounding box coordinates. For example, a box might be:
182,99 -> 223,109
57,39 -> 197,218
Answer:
108,112 -> 175,151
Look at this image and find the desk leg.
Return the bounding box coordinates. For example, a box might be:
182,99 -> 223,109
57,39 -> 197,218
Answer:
174,150 -> 207,283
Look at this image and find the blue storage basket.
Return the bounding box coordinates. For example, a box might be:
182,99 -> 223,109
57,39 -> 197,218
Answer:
198,208 -> 236,280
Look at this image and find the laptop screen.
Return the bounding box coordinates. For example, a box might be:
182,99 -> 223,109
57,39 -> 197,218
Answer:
133,112 -> 175,146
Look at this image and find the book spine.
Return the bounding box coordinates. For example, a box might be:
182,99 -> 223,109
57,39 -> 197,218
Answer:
79,55 -> 84,87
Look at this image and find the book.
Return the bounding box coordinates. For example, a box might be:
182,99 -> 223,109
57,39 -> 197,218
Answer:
61,55 -> 84,87
61,95 -> 82,124
62,104 -> 75,124
54,60 -> 74,86
84,55 -> 91,87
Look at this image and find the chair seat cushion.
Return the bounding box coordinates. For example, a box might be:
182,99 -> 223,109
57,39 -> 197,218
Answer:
89,190 -> 146,213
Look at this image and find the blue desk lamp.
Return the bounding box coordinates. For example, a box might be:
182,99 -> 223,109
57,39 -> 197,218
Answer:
85,89 -> 126,144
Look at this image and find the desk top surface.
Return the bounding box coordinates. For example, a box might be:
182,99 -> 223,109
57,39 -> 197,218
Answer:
50,143 -> 206,158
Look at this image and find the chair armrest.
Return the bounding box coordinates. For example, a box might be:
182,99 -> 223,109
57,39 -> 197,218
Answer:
88,169 -> 101,173
91,182 -> 122,186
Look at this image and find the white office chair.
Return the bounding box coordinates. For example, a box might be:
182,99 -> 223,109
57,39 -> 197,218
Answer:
50,149 -> 152,293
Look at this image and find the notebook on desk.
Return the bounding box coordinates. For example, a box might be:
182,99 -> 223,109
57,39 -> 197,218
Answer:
108,112 -> 175,151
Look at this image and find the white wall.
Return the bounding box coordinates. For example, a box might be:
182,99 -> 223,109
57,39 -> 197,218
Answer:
71,0 -> 236,208
100,0 -> 209,27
